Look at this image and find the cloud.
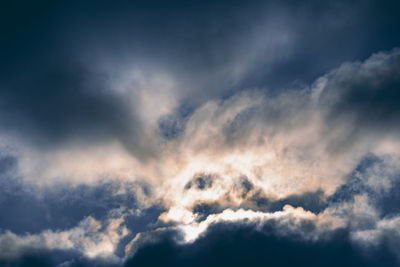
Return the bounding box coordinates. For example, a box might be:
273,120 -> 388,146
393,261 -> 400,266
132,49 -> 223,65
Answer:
1,48 -> 400,264
1,1 -> 400,265
2,0 -> 399,160
0,215 -> 129,262
125,224 -> 397,267
317,49 -> 400,153
140,48 -> 400,262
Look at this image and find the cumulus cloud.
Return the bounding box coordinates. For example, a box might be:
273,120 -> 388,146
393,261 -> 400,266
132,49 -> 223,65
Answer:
1,0 -> 400,265
140,48 -> 400,262
0,215 -> 128,262
3,47 -> 400,264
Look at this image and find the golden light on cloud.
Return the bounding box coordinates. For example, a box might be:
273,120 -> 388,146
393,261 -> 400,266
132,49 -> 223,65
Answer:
1,45 -> 400,265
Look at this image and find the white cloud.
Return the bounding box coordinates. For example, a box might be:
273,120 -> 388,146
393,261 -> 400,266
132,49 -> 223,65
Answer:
0,215 -> 129,261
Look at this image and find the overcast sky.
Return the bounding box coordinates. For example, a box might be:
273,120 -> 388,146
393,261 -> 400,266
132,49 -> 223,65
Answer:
1,0 -> 400,266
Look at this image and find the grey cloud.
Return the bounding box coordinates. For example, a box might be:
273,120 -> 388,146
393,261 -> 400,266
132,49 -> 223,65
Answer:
318,48 -> 400,153
0,154 -> 158,234
1,0 -> 400,265
0,61 -> 158,160
1,0 -> 399,160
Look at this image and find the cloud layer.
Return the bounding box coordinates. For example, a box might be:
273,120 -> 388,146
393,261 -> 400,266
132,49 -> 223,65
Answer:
1,0 -> 400,266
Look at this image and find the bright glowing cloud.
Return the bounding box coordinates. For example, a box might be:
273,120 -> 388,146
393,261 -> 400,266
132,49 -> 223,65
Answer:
1,1 -> 400,266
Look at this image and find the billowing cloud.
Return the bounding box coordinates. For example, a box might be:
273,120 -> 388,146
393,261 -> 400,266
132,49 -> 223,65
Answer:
0,47 -> 399,265
1,0 -> 400,266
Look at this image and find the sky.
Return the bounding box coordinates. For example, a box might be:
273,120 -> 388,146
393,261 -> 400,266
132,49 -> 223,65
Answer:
1,0 -> 400,266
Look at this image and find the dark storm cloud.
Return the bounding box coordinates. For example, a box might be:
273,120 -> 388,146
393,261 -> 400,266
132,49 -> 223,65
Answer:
0,250 -> 81,267
125,224 -> 397,267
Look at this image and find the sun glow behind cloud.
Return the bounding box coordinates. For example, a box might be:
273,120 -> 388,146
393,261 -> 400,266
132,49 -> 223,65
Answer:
1,48 -> 400,265
1,1 -> 400,265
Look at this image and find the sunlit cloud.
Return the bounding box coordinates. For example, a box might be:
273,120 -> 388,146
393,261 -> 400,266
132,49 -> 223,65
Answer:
1,1 -> 400,265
